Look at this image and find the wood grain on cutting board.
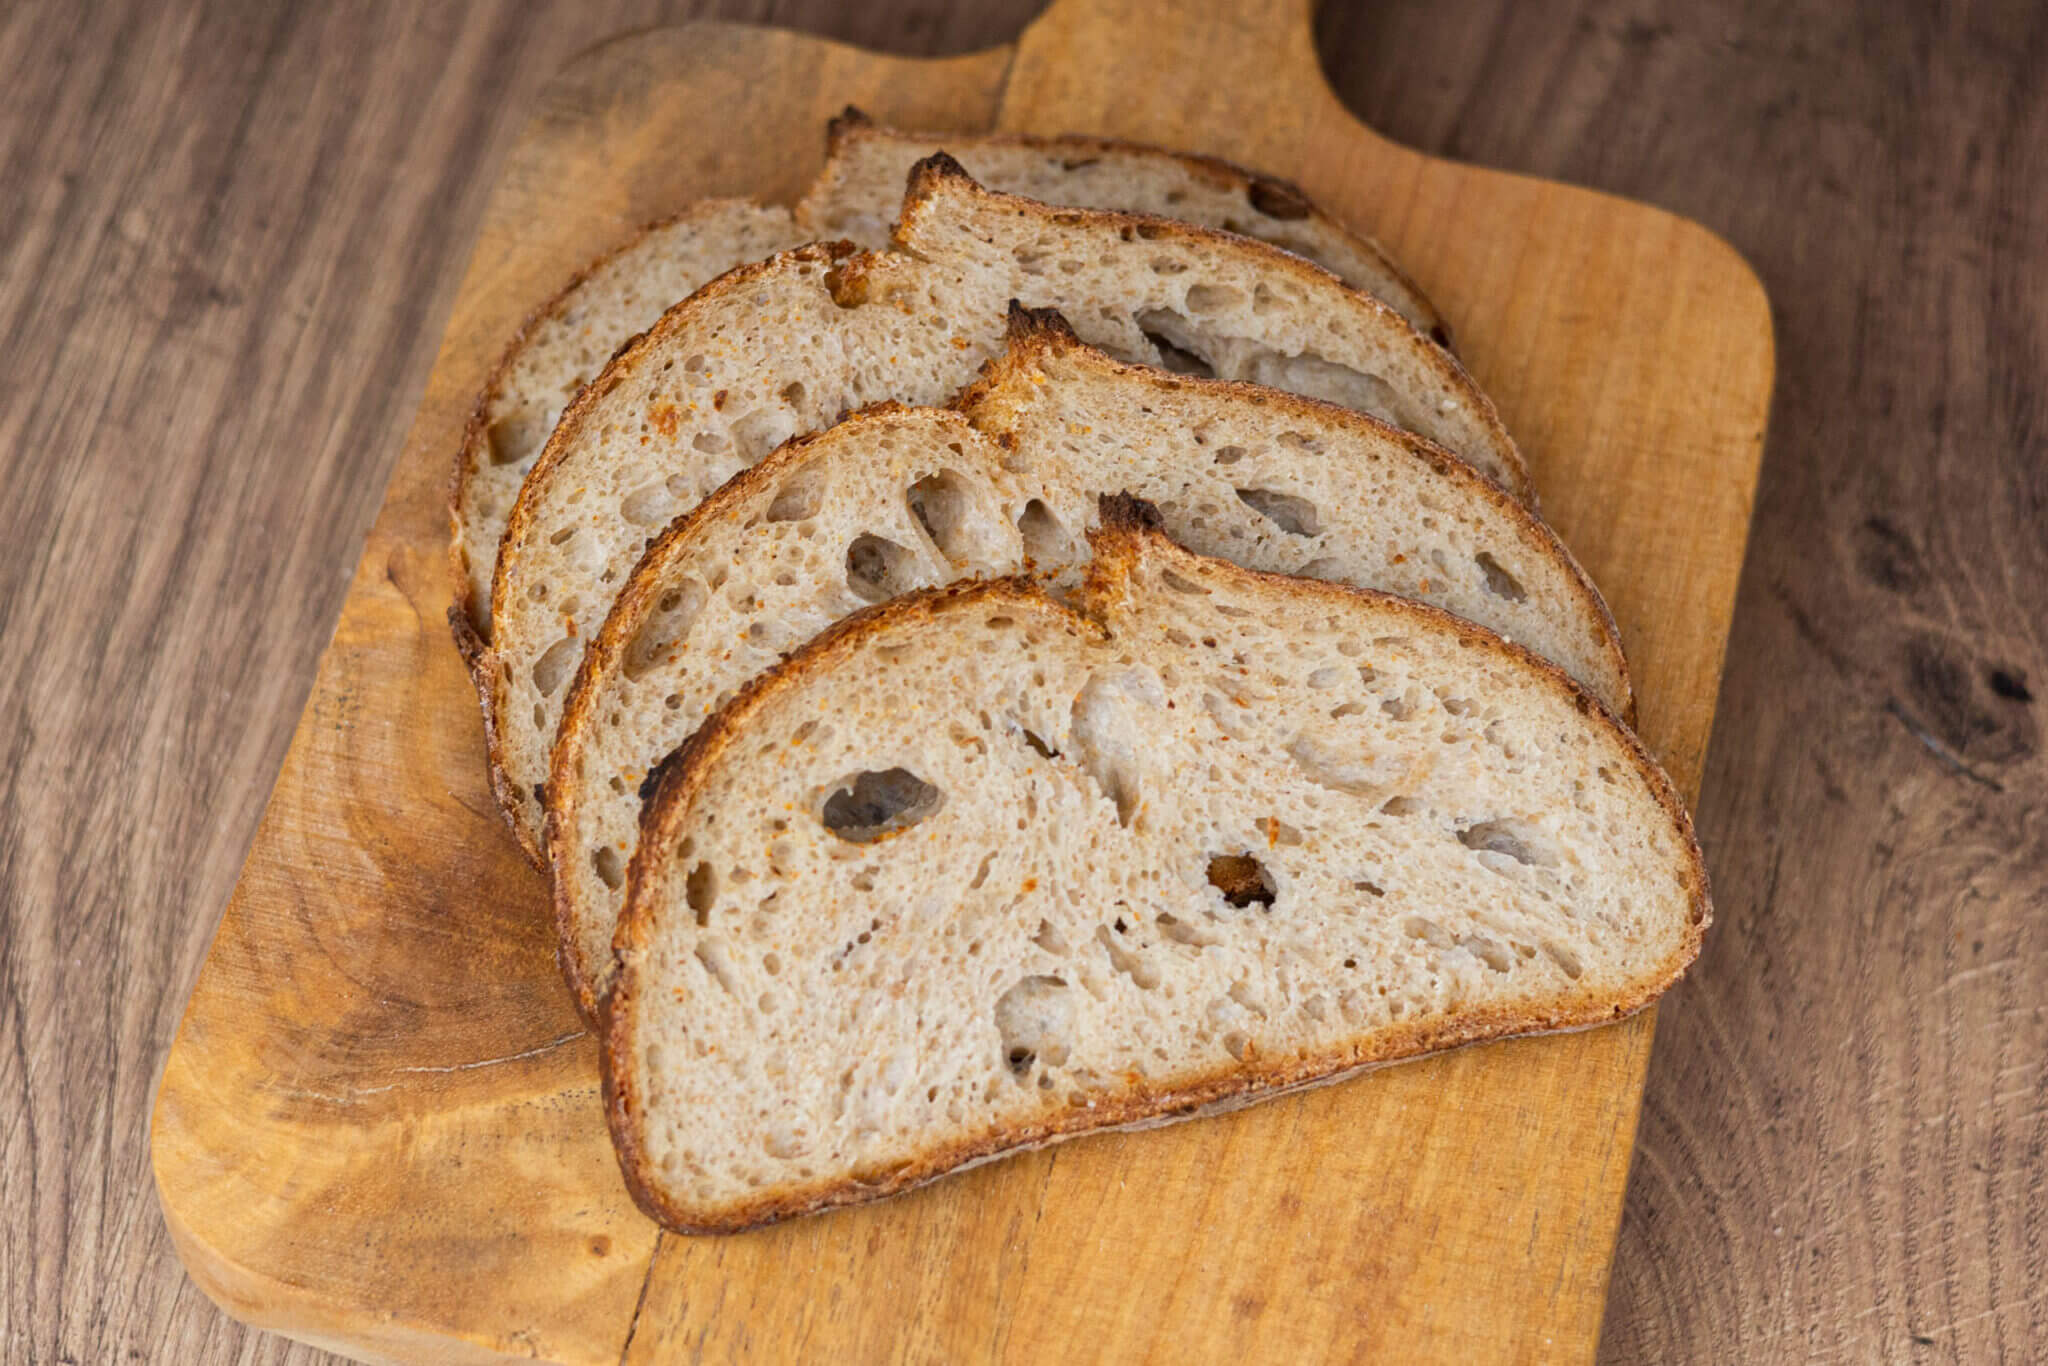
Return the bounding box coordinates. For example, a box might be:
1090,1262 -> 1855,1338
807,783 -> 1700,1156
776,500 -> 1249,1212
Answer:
150,1 -> 1772,1361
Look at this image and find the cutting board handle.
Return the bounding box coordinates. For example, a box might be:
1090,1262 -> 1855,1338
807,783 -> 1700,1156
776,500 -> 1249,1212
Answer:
1000,0 -> 1369,160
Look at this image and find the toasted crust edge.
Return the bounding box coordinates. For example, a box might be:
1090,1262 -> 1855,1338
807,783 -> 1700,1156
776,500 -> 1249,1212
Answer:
556,313 -> 1627,1021
605,505 -> 1707,1235
897,153 -> 1527,505
447,197 -> 785,645
546,400 -> 975,1025
969,306 -> 1629,722
561,307 -> 1629,1017
478,240 -> 867,866
821,107 -> 1450,349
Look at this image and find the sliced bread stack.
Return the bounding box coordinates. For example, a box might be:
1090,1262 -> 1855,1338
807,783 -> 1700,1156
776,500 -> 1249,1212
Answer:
450,109 -> 1441,642
447,115 -> 1709,1233
548,309 -> 1624,1023
607,502 -> 1705,1232
479,155 -> 1518,866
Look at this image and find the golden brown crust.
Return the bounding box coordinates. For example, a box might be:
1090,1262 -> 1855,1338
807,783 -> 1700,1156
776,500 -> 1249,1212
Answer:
486,160 -> 1505,864
827,110 -> 1450,349
478,241 -> 867,866
546,401 -> 939,1024
447,198 -> 783,644
606,517 -> 1707,1236
612,990 -> 1663,1236
959,313 -> 1631,721
897,155 -> 1516,499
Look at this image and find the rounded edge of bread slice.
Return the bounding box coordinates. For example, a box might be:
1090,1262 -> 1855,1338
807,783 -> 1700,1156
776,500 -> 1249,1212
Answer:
492,164 -> 1528,865
799,106 -> 1450,347
545,401 -> 1025,1021
449,199 -> 806,648
480,239 -> 866,866
895,153 -> 1528,503
964,306 -> 1616,706
547,313 -> 1626,1024
604,498 -> 1707,1235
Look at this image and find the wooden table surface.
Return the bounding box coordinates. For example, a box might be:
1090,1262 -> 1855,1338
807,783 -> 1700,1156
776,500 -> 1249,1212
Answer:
2,1 -> 2040,1362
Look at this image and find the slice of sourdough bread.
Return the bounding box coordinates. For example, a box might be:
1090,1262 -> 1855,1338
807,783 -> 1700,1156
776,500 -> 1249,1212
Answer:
796,108 -> 1446,343
486,158 -> 1519,863
452,118 -> 1448,647
549,312 -> 1624,1022
605,499 -> 1707,1234
451,201 -> 808,640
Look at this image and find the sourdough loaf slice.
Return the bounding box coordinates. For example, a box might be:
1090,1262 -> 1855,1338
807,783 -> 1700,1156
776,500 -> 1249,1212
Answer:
605,499 -> 1707,1234
451,201 -> 807,640
453,118 -> 1448,646
550,312 -> 1622,1021
486,159 -> 1519,862
796,108 -> 1445,342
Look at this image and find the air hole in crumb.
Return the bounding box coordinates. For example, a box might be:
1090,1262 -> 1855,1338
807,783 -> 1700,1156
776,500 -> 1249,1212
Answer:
1212,444 -> 1246,466
1069,676 -> 1144,826
624,579 -> 708,681
845,533 -> 920,603
820,768 -> 943,843
1159,568 -> 1208,596
684,861 -> 718,923
1461,935 -> 1514,972
1134,309 -> 1218,377
694,938 -> 737,994
731,407 -> 796,460
1247,178 -> 1312,220
532,635 -> 580,696
995,975 -> 1073,1080
1475,551 -> 1527,602
1207,853 -> 1276,908
619,481 -> 675,526
1457,818 -> 1560,867
592,846 -> 624,891
1016,498 -> 1079,566
486,409 -> 545,467
1235,487 -> 1320,536
907,468 -> 1000,565
766,464 -> 827,521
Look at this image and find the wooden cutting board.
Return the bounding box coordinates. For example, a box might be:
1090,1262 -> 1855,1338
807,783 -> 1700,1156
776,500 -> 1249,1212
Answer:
150,1 -> 1772,1361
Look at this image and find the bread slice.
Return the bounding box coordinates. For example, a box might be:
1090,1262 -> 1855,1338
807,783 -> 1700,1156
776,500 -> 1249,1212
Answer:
450,201 -> 808,641
797,108 -> 1446,343
549,312 -> 1623,1022
604,499 -> 1707,1234
485,159 -> 1519,863
452,117 -> 1449,648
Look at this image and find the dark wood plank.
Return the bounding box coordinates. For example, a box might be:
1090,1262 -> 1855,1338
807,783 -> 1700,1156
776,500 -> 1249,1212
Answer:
7,0 -> 2042,1361
1314,1 -> 2048,1360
